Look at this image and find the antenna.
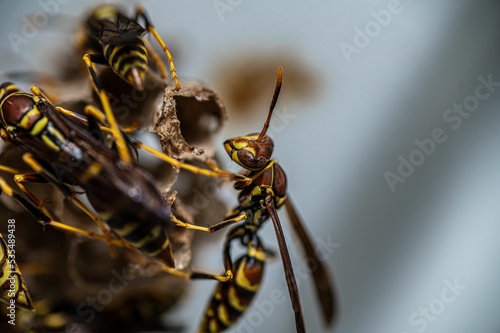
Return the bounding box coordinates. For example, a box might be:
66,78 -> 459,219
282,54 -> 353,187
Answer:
258,66 -> 283,139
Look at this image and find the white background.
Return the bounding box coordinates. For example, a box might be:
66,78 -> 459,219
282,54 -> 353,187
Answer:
1,1 -> 500,333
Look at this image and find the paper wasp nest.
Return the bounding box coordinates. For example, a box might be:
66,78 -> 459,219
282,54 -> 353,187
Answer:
0,71 -> 228,332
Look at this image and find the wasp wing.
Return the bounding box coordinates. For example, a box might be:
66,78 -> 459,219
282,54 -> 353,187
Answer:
285,196 -> 337,326
265,197 -> 306,333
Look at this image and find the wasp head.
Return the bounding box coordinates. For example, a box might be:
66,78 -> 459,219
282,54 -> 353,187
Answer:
224,66 -> 283,171
0,83 -> 21,105
0,82 -> 24,130
224,133 -> 274,170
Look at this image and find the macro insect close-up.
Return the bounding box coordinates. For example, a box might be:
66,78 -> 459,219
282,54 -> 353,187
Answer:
78,4 -> 181,91
1,1 -> 500,333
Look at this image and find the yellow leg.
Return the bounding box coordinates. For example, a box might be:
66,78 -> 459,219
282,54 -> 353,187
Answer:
57,101 -> 249,185
2,175 -> 235,282
234,160 -> 277,189
136,5 -> 181,91
29,85 -> 56,104
13,172 -> 56,220
157,261 -> 233,282
83,54 -> 132,164
138,143 -> 250,182
17,155 -> 124,254
0,177 -> 131,249
0,129 -> 8,140
205,157 -> 225,173
143,39 -> 168,80
171,211 -> 247,233
56,107 -> 139,136
0,165 -> 22,175
58,104 -> 245,181
55,103 -> 249,183
55,106 -> 90,126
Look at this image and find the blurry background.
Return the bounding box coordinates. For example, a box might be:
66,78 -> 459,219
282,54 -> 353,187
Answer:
1,0 -> 500,332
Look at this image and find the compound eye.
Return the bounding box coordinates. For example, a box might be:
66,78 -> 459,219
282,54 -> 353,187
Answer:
237,149 -> 267,170
237,149 -> 255,168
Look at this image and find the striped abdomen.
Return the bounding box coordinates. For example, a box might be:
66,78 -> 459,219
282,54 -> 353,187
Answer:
0,234 -> 34,311
105,215 -> 174,267
198,245 -> 266,332
85,168 -> 176,268
103,38 -> 148,89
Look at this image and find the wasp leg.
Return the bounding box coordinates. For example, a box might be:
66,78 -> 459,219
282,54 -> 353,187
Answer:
143,38 -> 168,80
137,142 -> 250,182
83,54 -> 132,164
135,5 -> 181,90
57,103 -> 238,179
0,165 -> 23,175
58,102 -> 248,182
158,228 -> 248,282
205,157 -> 239,177
0,166 -> 55,219
233,160 -> 277,191
0,177 -> 130,248
83,105 -> 139,160
2,171 -> 233,282
19,154 -> 128,254
205,157 -> 224,172
53,108 -> 140,168
83,53 -> 108,65
54,106 -> 89,126
56,100 -> 249,181
13,172 -> 57,220
154,263 -> 233,282
170,210 -> 247,233
29,85 -> 57,104
0,129 -> 9,141
55,106 -> 139,138
152,218 -> 242,282
0,166 -> 51,216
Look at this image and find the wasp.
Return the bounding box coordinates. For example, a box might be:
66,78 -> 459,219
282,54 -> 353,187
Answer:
171,67 -> 337,332
0,66 -> 233,263
0,80 -> 179,266
0,232 -> 34,311
0,56 -> 248,311
79,4 -> 181,91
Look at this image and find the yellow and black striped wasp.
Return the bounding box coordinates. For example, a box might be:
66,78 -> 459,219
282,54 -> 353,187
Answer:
0,53 -> 246,311
0,233 -> 33,311
0,78 -> 181,263
171,67 -> 337,332
79,4 -> 181,91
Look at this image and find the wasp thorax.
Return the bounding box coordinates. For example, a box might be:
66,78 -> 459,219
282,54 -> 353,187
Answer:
224,133 -> 274,170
